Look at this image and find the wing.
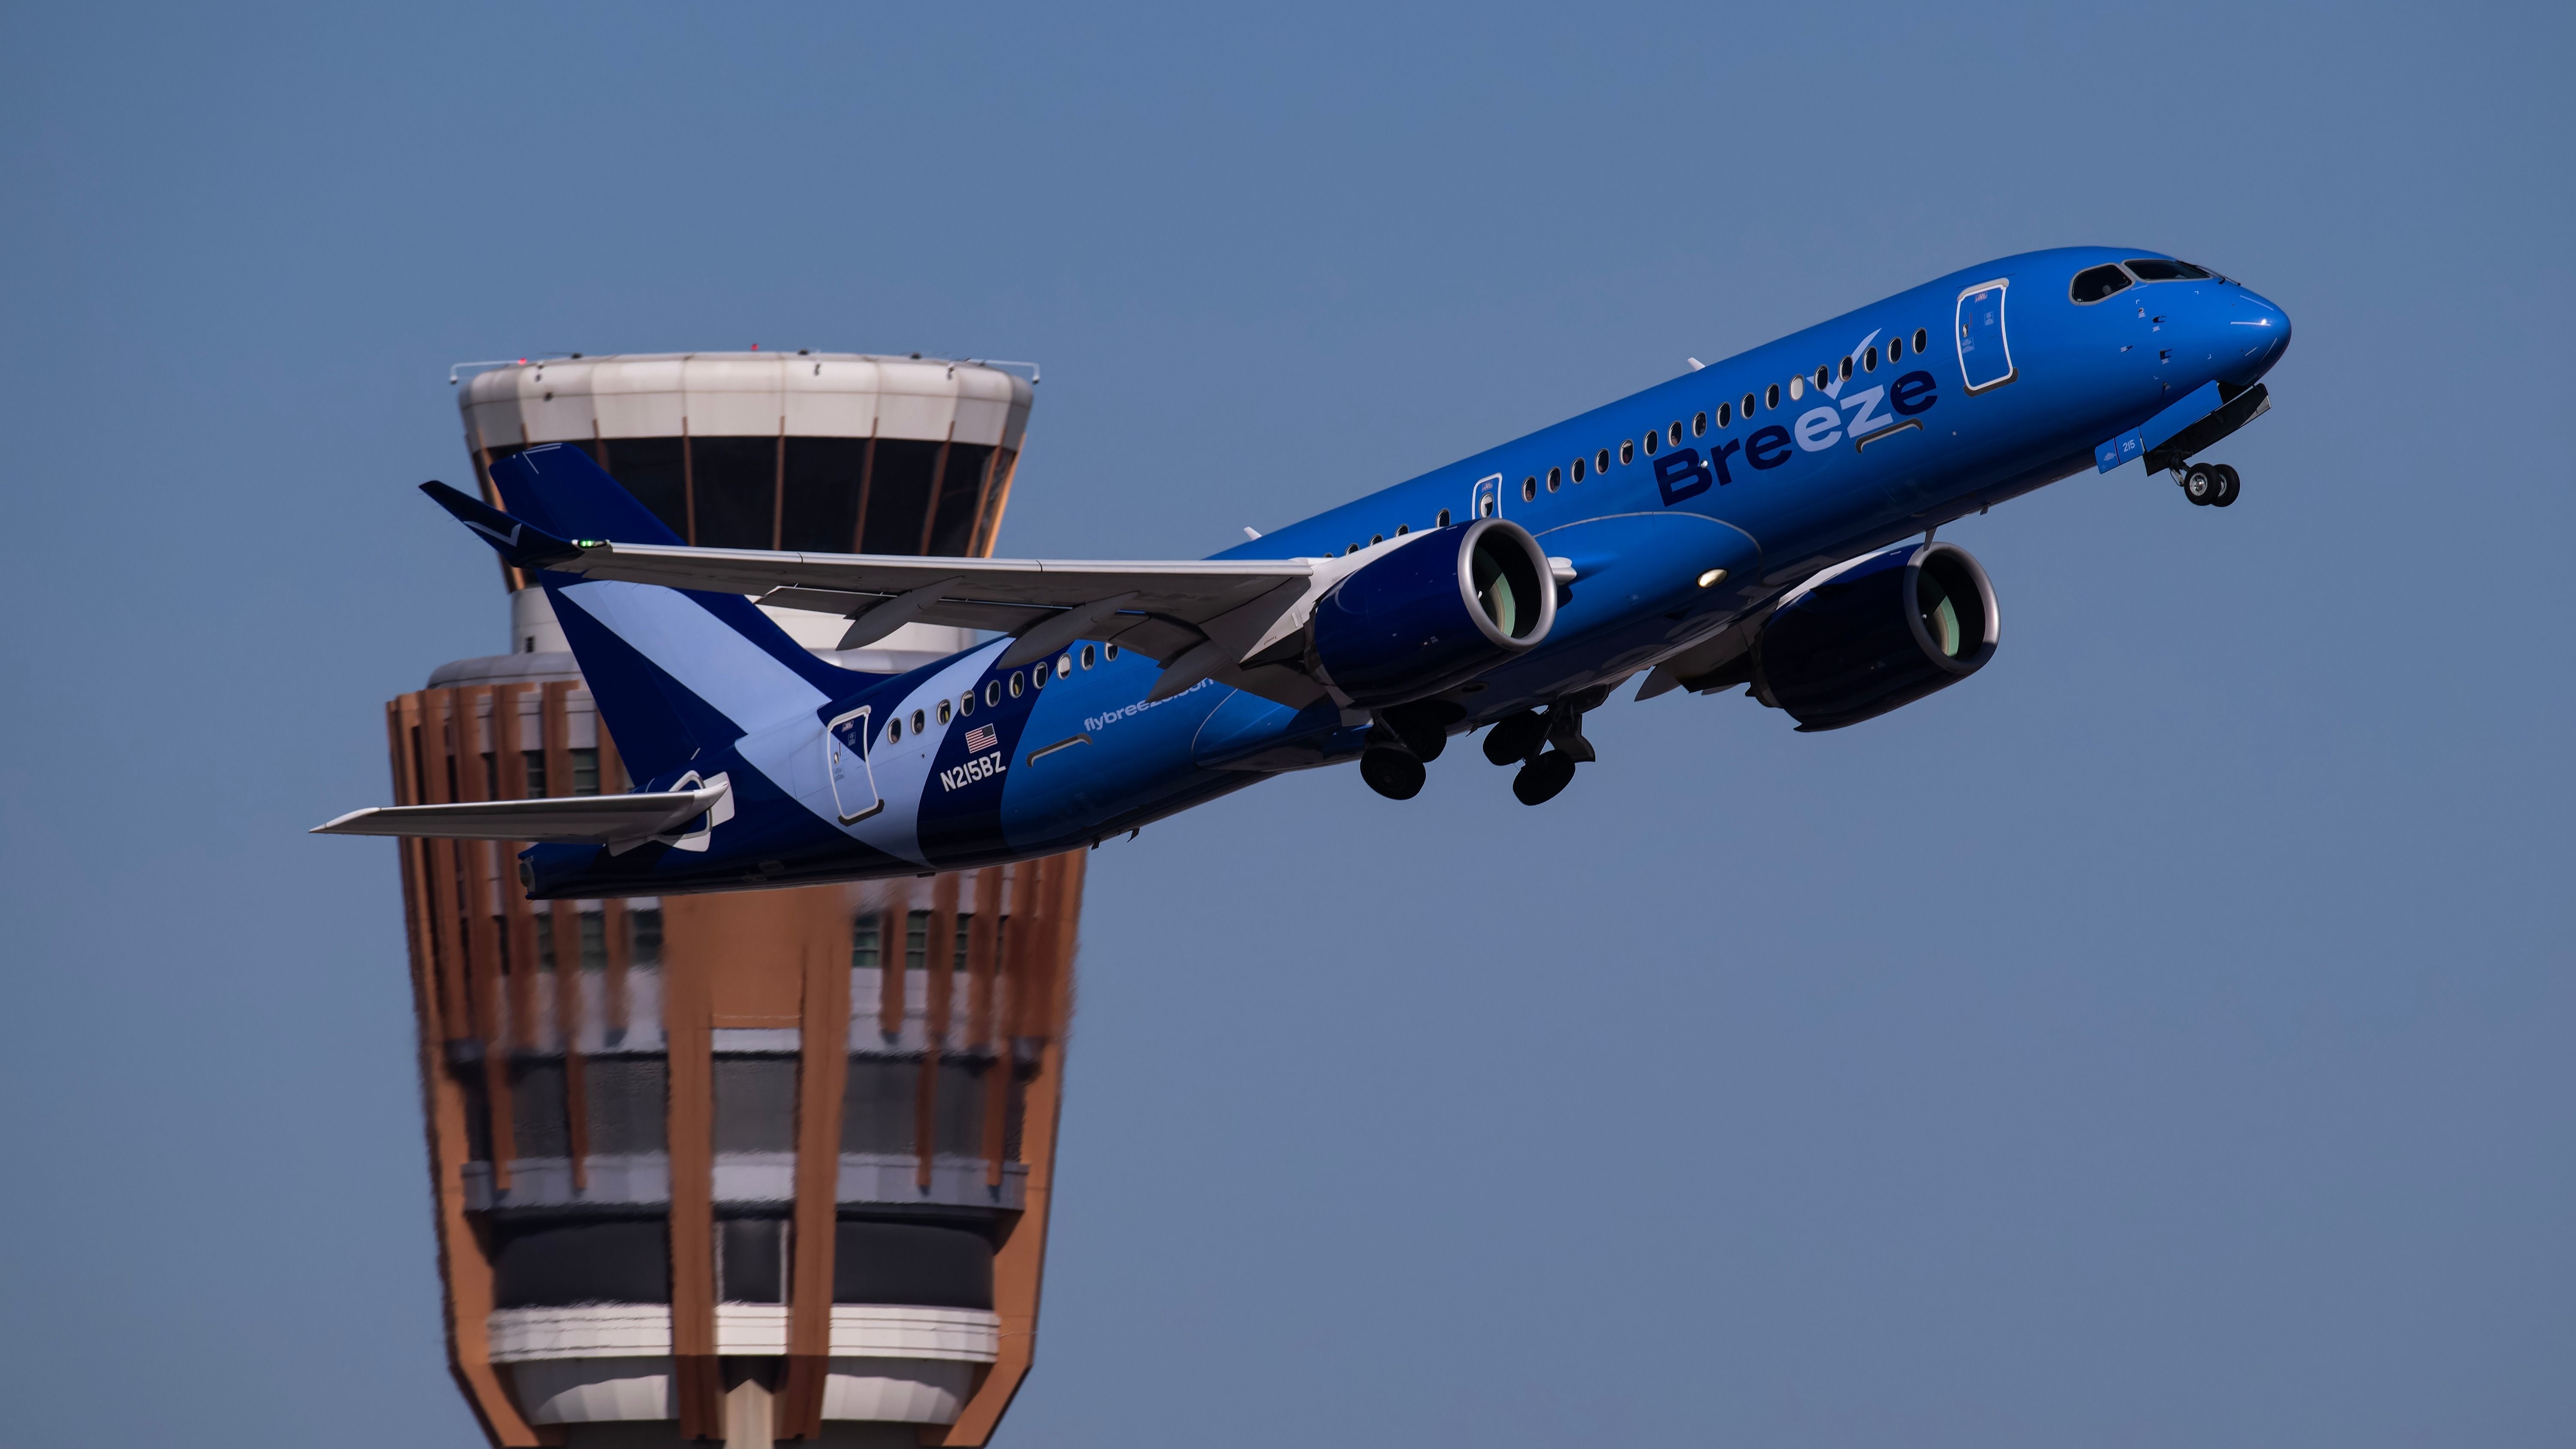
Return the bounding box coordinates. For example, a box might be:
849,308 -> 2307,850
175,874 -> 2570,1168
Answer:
311,785 -> 728,843
416,479 -> 1419,708
535,538 -> 1361,706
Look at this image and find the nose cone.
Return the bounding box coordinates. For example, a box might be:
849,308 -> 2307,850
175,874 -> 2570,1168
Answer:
2227,286 -> 2292,379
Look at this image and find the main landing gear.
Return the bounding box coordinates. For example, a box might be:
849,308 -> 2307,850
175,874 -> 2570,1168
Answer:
1358,692 -> 1605,806
1358,699 -> 1464,801
1358,747 -> 1426,800
1479,690 -> 1604,806
2178,461 -> 2241,507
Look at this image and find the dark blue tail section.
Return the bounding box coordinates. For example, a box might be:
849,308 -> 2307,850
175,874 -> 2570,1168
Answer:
487,444 -> 686,547
419,480 -> 582,568
464,444 -> 892,788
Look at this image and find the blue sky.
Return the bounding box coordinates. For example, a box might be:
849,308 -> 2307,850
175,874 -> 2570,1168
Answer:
2,3 -> 2569,1445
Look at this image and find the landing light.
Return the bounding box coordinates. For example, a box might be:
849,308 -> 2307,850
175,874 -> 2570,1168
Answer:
1697,568 -> 1728,588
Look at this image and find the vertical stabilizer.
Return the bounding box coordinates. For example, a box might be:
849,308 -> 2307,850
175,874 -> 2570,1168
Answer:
486,445 -> 874,783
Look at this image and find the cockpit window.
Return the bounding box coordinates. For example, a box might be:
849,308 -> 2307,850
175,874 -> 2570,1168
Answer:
2070,264 -> 2133,303
2124,258 -> 2212,281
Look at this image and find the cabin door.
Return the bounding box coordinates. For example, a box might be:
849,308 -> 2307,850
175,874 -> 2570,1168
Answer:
1471,474 -> 1502,520
826,706 -> 884,824
1954,279 -> 2017,392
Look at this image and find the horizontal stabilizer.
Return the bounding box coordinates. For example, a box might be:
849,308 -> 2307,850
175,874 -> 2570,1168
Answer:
310,783 -> 729,843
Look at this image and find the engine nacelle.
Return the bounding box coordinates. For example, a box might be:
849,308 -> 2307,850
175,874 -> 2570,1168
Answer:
1753,541 -> 2000,731
1309,518 -> 1555,708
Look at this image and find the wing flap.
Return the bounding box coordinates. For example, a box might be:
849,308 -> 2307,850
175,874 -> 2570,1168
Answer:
311,785 -> 727,843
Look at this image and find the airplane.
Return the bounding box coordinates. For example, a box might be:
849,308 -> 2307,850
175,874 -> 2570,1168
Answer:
318,247 -> 2290,898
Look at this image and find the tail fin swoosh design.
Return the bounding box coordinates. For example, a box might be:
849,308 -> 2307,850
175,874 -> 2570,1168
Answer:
456,444 -> 892,786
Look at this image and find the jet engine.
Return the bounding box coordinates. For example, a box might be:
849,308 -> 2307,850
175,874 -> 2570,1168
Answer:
1308,518 -> 1556,708
1753,541 -> 1999,731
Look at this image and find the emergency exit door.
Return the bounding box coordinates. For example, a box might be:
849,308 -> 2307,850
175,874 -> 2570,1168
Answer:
826,706 -> 883,824
1955,279 -> 2017,392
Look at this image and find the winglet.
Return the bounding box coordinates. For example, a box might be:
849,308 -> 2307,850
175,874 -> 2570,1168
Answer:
419,480 -> 583,569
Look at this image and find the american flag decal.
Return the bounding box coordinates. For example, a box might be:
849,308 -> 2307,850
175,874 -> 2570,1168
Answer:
965,724 -> 997,753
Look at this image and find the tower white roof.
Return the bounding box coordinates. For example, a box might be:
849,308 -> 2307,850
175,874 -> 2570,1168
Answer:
458,352 -> 1035,453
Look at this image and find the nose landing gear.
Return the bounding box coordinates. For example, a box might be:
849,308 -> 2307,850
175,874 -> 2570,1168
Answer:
2178,461 -> 2240,507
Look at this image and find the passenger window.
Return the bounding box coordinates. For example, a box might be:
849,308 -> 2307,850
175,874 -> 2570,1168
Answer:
1521,477 -> 1537,500
2070,264 -> 2133,303
1547,466 -> 1562,492
1595,448 -> 1610,472
1838,357 -> 1853,381
1437,508 -> 1452,526
1030,665 -> 1046,690
1081,644 -> 1095,669
960,690 -> 975,716
937,699 -> 952,724
1863,345 -> 1877,371
1642,431 -> 1658,456
1395,523 -> 1409,534
1057,654 -> 1072,679
911,708 -> 927,732
1913,328 -> 1928,352
1371,532 -> 1385,544
1788,377 -> 1803,401
984,680 -> 1001,707
1888,335 -> 1904,361
889,717 -> 903,742
1008,672 -> 1023,698
1105,643 -> 1120,661
1720,401 -> 1734,427
1764,383 -> 1780,409
1669,421 -> 1683,446
1815,365 -> 1831,388
1692,411 -> 1707,437
1346,543 -> 1360,555
1619,440 -> 1634,465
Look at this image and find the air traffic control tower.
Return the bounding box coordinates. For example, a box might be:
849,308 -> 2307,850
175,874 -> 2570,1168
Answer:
381,353 -> 1085,1448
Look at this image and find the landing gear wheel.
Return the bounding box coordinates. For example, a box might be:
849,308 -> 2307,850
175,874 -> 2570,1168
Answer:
2181,464 -> 2218,505
2209,463 -> 2240,508
1511,750 -> 1577,805
1482,711 -> 1549,766
1360,747 -> 1426,800
1378,699 -> 1461,762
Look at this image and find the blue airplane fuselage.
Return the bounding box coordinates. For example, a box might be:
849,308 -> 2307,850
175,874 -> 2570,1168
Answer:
521,246 -> 2289,897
